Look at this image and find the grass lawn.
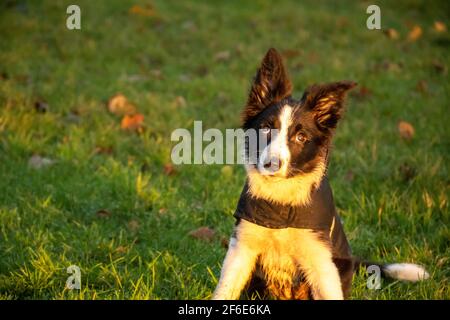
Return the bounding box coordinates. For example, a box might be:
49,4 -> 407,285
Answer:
0,0 -> 449,299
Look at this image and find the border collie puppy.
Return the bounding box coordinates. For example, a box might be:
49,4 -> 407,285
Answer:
213,48 -> 429,300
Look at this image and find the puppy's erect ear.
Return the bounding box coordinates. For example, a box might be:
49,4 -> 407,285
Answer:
302,81 -> 357,131
242,48 -> 292,126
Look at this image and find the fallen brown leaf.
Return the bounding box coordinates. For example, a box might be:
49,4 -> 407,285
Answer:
96,209 -> 112,218
188,227 -> 215,242
158,208 -> 168,215
163,163 -> 176,176
408,25 -> 422,42
434,21 -> 447,33
108,94 -> 137,116
121,113 -> 144,131
28,154 -> 54,169
129,4 -> 157,17
398,121 -> 415,140
383,28 -> 399,39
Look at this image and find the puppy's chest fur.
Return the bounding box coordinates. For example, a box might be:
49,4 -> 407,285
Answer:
234,220 -> 331,299
231,177 -> 353,299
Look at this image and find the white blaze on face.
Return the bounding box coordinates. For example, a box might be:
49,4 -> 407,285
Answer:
258,105 -> 292,176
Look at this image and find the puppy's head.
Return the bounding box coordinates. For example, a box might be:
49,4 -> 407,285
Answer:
243,48 -> 356,180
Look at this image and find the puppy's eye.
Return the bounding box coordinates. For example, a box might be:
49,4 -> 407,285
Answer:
261,126 -> 271,134
296,133 -> 307,143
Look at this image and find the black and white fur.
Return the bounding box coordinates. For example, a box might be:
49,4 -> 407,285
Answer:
213,48 -> 429,300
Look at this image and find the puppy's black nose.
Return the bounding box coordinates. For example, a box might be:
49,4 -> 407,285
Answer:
264,157 -> 282,170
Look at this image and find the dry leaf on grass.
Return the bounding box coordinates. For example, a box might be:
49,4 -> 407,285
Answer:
163,163 -> 176,176
398,121 -> 415,140
383,28 -> 399,39
108,94 -> 137,116
408,25 -> 423,41
188,227 -> 215,242
121,113 -> 144,131
129,4 -> 157,17
96,209 -> 112,218
434,21 -> 447,33
28,154 -> 54,169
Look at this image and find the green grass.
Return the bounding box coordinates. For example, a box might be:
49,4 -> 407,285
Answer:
0,0 -> 449,300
